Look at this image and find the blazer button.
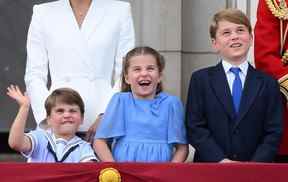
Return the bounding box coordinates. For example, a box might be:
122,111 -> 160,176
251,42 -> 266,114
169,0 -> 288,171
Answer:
232,154 -> 238,159
234,129 -> 239,134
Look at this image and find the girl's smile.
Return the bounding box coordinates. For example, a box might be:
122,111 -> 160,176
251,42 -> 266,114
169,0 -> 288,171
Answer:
125,55 -> 162,99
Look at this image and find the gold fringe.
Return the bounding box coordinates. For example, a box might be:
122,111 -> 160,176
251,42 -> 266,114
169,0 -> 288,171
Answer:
279,74 -> 288,100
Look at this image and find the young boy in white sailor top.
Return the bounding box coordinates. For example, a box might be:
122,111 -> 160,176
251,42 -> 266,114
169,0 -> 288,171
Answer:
7,85 -> 97,162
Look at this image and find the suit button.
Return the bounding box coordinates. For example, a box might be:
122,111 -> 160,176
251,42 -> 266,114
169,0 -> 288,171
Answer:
234,129 -> 239,134
232,154 -> 237,159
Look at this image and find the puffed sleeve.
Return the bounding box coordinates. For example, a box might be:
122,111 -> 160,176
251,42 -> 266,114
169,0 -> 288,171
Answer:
95,93 -> 126,139
24,5 -> 49,124
167,96 -> 187,144
112,2 -> 135,92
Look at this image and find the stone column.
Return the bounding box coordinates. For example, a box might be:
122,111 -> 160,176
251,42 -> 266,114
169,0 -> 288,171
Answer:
182,0 -> 227,101
124,0 -> 182,97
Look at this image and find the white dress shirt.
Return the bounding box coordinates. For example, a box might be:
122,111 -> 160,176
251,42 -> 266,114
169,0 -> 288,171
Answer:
222,59 -> 248,94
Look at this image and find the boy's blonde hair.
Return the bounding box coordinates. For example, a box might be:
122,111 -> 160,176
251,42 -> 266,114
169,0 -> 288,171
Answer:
44,88 -> 84,116
209,8 -> 252,39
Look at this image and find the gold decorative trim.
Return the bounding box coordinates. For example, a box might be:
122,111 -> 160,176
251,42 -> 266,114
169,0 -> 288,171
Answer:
266,0 -> 288,20
99,168 -> 121,182
265,0 -> 288,57
279,73 -> 288,100
282,49 -> 288,64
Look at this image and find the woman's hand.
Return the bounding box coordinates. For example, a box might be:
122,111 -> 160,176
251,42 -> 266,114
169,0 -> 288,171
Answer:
85,114 -> 103,143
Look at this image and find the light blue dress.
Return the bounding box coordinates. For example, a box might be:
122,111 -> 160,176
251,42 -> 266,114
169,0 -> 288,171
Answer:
23,129 -> 97,162
95,92 -> 187,162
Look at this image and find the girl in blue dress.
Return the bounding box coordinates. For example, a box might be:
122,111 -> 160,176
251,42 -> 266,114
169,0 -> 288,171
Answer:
93,46 -> 188,162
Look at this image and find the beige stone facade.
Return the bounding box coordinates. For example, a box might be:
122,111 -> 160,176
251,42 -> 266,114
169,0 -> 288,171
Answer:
125,0 -> 259,102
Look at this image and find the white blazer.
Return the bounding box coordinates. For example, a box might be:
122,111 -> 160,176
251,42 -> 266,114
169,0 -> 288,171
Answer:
25,0 -> 135,131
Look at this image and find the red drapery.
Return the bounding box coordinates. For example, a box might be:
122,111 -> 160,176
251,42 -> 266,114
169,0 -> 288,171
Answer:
1,162 -> 288,182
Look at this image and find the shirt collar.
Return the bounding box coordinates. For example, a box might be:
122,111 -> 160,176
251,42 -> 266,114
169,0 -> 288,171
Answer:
46,129 -> 83,148
221,59 -> 249,76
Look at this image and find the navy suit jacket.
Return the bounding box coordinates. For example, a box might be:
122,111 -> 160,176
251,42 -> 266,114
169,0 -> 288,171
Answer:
186,62 -> 283,162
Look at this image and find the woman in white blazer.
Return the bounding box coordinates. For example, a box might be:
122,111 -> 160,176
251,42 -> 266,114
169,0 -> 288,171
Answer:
24,0 -> 135,133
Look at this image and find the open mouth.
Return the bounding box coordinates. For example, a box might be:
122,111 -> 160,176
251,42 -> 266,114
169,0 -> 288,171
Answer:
62,121 -> 74,125
138,80 -> 152,87
230,43 -> 242,48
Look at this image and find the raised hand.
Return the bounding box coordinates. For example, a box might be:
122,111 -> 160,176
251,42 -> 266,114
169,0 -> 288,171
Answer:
7,85 -> 30,107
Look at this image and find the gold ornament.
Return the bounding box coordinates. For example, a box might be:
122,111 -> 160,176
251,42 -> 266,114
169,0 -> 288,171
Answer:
266,0 -> 288,20
266,0 -> 288,59
282,49 -> 288,64
99,168 -> 121,182
279,73 -> 288,99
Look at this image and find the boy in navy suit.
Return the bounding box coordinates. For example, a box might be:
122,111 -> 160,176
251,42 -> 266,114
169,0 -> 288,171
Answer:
186,8 -> 283,162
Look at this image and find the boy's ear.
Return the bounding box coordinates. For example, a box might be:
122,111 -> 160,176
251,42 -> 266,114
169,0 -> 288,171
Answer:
45,117 -> 52,128
46,116 -> 50,124
249,33 -> 254,46
211,38 -> 217,49
39,118 -> 49,129
211,38 -> 219,52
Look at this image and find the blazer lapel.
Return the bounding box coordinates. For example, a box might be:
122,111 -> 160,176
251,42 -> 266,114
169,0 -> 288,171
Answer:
234,65 -> 262,127
210,63 -> 235,120
81,0 -> 106,41
60,0 -> 95,72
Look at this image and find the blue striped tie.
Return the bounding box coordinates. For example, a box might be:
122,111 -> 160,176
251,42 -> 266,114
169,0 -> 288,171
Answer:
230,67 -> 242,113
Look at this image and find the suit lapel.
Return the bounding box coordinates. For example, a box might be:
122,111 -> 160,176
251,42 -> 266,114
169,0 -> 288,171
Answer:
234,65 -> 262,127
210,63 -> 235,120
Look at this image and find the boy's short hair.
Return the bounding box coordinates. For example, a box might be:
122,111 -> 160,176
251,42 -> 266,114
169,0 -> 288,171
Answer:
209,8 -> 252,39
44,88 -> 85,116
